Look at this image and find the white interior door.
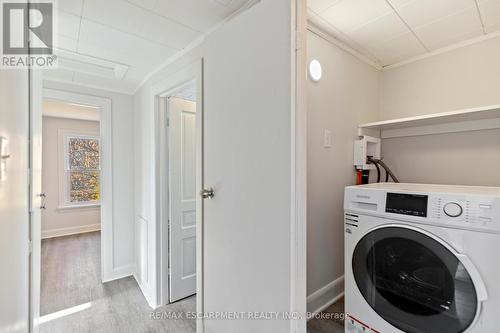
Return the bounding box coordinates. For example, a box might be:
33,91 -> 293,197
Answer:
168,97 -> 197,303
0,67 -> 30,332
200,2 -> 294,332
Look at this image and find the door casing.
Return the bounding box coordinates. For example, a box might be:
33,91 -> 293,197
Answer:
29,87 -> 115,331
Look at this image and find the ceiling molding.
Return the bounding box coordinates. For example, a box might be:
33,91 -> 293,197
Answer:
133,29 -> 208,95
383,30 -> 500,71
225,0 -> 261,22
307,22 -> 383,71
308,17 -> 500,73
133,0 -> 261,95
309,0 -> 499,68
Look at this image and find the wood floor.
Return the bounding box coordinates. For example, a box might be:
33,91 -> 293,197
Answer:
40,231 -> 196,333
41,231 -> 344,333
307,298 -> 345,333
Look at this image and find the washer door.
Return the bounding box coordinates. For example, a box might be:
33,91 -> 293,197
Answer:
353,226 -> 480,333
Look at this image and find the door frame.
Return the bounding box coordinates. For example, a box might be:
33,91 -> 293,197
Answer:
291,0 -> 308,332
152,59 -> 204,331
37,88 -> 114,282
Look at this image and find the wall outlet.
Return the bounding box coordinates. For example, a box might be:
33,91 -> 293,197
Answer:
323,130 -> 332,148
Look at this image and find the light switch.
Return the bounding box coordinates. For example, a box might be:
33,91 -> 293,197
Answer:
323,130 -> 332,148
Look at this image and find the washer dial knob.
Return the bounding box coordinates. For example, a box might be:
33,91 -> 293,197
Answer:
444,202 -> 463,217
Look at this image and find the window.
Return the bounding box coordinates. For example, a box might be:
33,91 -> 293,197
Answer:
63,134 -> 101,206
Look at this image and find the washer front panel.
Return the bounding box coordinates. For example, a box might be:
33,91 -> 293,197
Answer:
352,226 -> 478,333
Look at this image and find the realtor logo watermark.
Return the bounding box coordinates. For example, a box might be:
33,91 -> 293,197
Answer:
1,0 -> 57,68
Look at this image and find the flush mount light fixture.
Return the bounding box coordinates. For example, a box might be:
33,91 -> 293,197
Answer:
309,59 -> 322,82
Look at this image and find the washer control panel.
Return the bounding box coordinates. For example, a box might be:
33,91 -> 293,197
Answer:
344,184 -> 500,234
430,195 -> 499,232
443,202 -> 463,217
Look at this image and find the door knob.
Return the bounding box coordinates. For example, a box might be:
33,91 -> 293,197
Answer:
200,188 -> 215,199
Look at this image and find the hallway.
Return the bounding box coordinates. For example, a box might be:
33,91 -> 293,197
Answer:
40,232 -> 196,333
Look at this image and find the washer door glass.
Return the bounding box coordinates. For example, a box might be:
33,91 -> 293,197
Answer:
352,227 -> 478,333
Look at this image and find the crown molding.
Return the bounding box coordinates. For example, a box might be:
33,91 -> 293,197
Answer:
133,0 -> 261,95
307,23 -> 383,71
383,30 -> 500,71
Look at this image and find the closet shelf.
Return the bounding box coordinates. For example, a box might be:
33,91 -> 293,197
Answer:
358,104 -> 500,139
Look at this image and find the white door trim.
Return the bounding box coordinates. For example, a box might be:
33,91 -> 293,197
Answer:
152,59 -> 204,332
41,88 -> 115,282
291,0 -> 308,332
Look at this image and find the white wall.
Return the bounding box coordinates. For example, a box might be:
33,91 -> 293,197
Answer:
133,3 -> 297,332
43,80 -> 136,275
41,115 -> 101,238
380,35 -> 500,186
381,129 -> 500,186
306,31 -> 380,312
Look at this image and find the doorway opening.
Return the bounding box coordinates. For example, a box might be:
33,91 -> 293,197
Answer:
159,80 -> 199,306
151,61 -> 203,326
33,88 -> 116,331
39,99 -> 102,324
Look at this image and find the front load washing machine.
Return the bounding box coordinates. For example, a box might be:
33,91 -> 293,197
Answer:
344,183 -> 500,333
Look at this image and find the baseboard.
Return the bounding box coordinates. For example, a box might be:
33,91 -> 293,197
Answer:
133,273 -> 157,309
307,275 -> 345,316
102,264 -> 135,283
42,224 -> 101,239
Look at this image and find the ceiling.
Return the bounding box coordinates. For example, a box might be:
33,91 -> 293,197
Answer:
44,0 -> 251,94
308,0 -> 500,67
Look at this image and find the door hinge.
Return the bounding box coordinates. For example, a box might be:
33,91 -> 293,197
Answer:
167,118 -> 170,127
28,240 -> 33,254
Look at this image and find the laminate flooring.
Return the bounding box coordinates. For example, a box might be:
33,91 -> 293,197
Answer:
40,231 -> 196,333
307,298 -> 345,333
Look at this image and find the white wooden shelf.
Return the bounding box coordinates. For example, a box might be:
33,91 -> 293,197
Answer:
358,104 -> 500,139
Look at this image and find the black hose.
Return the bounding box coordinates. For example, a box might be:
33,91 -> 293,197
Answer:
377,159 -> 400,183
367,157 -> 381,183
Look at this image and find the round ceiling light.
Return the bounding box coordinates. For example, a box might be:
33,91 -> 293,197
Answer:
309,59 -> 322,82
